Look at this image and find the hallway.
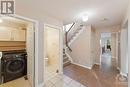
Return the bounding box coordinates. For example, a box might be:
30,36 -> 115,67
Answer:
63,55 -> 128,87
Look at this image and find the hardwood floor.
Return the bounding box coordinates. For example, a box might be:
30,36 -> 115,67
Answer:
63,54 -> 128,87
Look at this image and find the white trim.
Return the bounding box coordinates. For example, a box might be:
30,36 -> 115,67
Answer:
115,33 -> 119,69
59,26 -> 64,74
35,22 -> 42,87
68,26 -> 85,46
44,24 -> 62,30
72,62 -> 92,70
4,14 -> 38,87
38,83 -> 44,87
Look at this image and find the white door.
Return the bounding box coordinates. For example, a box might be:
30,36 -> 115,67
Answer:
26,23 -> 35,87
44,25 -> 60,81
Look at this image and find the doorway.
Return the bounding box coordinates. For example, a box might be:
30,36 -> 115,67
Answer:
100,31 -> 128,86
101,33 -> 112,58
100,32 -> 118,72
0,15 -> 36,87
44,24 -> 61,82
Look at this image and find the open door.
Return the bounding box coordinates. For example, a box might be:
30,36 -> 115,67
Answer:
44,25 -> 61,81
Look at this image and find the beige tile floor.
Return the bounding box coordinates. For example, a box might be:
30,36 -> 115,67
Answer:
44,74 -> 87,87
0,74 -> 86,87
44,63 -> 86,87
0,77 -> 31,87
45,64 -> 58,81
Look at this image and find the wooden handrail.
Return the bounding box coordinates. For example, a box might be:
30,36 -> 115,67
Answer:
65,22 -> 75,52
66,23 -> 75,33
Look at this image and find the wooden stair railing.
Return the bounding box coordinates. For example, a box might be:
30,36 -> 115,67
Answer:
65,23 -> 75,52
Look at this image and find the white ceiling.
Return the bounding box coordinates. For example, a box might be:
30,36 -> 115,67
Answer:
16,0 -> 129,28
0,16 -> 30,28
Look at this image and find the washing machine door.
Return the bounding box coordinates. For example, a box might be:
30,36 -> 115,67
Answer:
6,58 -> 25,74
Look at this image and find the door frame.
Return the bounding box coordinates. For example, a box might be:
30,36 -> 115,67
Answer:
99,32 -> 112,65
43,24 -> 63,82
1,14 -> 39,87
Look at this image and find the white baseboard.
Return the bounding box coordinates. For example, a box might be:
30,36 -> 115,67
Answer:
72,62 -> 92,69
120,72 -> 128,77
94,63 -> 100,65
38,82 -> 44,87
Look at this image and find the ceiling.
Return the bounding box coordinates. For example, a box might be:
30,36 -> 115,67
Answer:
0,16 -> 30,28
16,0 -> 129,28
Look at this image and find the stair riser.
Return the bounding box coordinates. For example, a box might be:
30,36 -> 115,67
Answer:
63,48 -> 71,67
63,58 -> 69,62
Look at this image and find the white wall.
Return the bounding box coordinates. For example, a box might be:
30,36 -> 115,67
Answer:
94,26 -> 120,64
111,33 -> 117,59
91,27 -> 96,65
15,1 -> 63,87
120,28 -> 128,76
117,32 -> 121,70
128,2 -> 130,86
69,26 -> 93,69
121,2 -> 129,85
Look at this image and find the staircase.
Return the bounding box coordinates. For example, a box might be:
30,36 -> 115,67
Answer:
67,24 -> 84,45
63,49 -> 71,67
63,23 -> 84,67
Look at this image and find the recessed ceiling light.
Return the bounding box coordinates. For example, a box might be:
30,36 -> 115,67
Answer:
0,19 -> 3,23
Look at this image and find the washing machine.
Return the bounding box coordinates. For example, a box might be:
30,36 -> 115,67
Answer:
1,50 -> 27,83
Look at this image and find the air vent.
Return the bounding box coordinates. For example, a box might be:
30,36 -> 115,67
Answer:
101,18 -> 108,21
80,24 -> 83,27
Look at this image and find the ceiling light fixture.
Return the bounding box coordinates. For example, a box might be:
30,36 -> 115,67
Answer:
0,19 -> 3,23
80,11 -> 94,22
82,13 -> 89,22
